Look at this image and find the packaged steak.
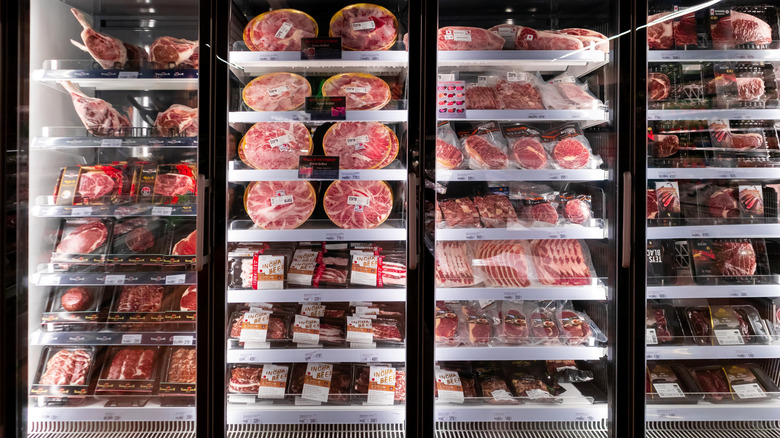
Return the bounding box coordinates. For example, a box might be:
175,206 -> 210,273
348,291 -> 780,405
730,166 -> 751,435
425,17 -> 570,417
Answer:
96,346 -> 161,394
673,7 -> 698,50
436,121 -> 465,170
690,239 -> 769,285
435,301 -> 461,345
163,285 -> 197,331
136,163 -> 197,205
495,72 -> 545,110
516,190 -> 558,226
508,360 -> 563,402
648,64 -> 681,109
709,305 -> 771,345
227,365 -> 263,396
41,286 -> 107,332
654,181 -> 681,223
457,122 -> 509,170
464,76 -> 503,110
107,285 -> 167,331
437,197 -> 481,228
167,219 -> 197,259
371,317 -> 405,344
739,185 -> 766,221
555,301 -> 606,346
502,124 -> 549,170
689,365 -> 730,402
53,164 -> 135,206
734,63 -> 768,107
227,246 -> 290,290
528,304 -> 561,345
228,309 -> 293,348
648,9 -> 673,50
30,346 -> 97,403
459,302 -> 497,346
646,362 -> 702,404
710,6 -> 778,50
645,302 -> 683,345
540,73 -> 603,110
540,123 -> 601,170
557,192 -> 593,225
684,306 -> 713,345
349,253 -> 407,287
50,218 -> 113,265
288,362 -> 353,405
159,347 -> 197,397
473,366 -> 517,404
110,218 -> 169,263
498,301 -> 529,344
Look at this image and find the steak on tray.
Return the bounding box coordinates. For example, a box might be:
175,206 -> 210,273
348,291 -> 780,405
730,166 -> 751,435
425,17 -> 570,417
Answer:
712,11 -> 772,48
40,349 -> 92,386
116,285 -> 164,313
229,366 -> 263,393
172,230 -> 197,255
78,172 -> 115,199
714,241 -> 757,277
166,347 -> 196,383
55,220 -> 108,254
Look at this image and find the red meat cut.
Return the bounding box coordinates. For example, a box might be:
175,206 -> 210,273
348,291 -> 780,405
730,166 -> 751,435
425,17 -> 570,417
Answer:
495,80 -> 545,110
172,230 -> 196,255
737,77 -> 765,100
564,199 -> 591,224
732,133 -> 764,149
322,73 -> 391,111
531,203 -> 558,224
150,36 -> 198,67
559,310 -> 590,345
553,138 -> 590,169
243,9 -> 317,52
155,173 -> 195,197
647,190 -> 659,219
648,12 -> 673,49
649,73 -> 670,101
166,347 -> 196,383
653,134 -> 679,157
708,188 -> 740,218
373,320 -> 403,342
56,221 -> 107,254
473,195 -> 518,228
515,26 -> 583,50
330,4 -> 398,51
674,13 -> 697,46
78,171 -> 115,199
502,309 -> 528,342
239,122 -> 312,170
395,370 -> 406,402
123,43 -> 148,69
244,181 -> 316,229
323,180 -> 393,229
464,135 -> 508,169
322,122 -> 396,169
437,26 -> 504,50
435,305 -> 459,342
40,349 -> 92,386
714,241 -> 757,277
556,28 -> 609,52
243,73 -> 311,112
154,105 -> 198,137
554,82 -> 598,109
694,369 -> 729,401
531,239 -> 591,286
61,81 -> 130,135
179,285 -> 196,311
438,198 -> 480,228
117,286 -> 163,312
465,85 -> 503,109
376,132 -> 399,169
711,11 -> 772,48
229,366 -> 263,393
126,227 -> 155,252
61,287 -> 92,311
435,242 -> 475,287
69,8 -> 127,69
475,240 -> 530,287
488,24 -> 520,49
106,348 -> 156,380
464,307 -> 491,345
436,138 -> 463,169
530,309 -> 560,343
512,137 -> 548,169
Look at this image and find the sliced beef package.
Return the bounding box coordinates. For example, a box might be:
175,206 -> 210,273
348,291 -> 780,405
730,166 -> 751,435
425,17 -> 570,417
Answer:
288,362 -> 353,405
540,74 -> 603,110
50,218 -> 114,266
709,304 -> 771,345
54,164 -> 135,206
434,241 -> 481,288
227,244 -> 293,290
457,121 -> 509,170
107,285 -> 167,331
502,124 -> 549,170
473,365 -> 517,404
555,301 -> 607,346
464,76 -> 503,110
312,250 -> 351,288
30,346 -> 97,404
96,346 -> 160,395
227,308 -> 293,347
436,121 -> 465,170
646,362 -> 702,404
529,239 -> 596,286
690,239 -> 770,285
472,193 -> 519,228
41,286 -> 107,332
472,241 -> 532,288
349,252 -> 407,287
645,302 -> 684,346
509,361 -> 565,402
540,123 -> 602,170
495,72 -> 546,110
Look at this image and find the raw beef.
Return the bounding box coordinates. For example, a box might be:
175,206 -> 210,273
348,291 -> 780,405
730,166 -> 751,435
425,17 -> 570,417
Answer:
556,28 -> 609,52
438,198 -> 480,228
741,188 -> 765,216
318,267 -> 348,286
180,285 -> 197,311
78,171 -> 115,199
694,369 -> 729,401
531,239 -> 592,286
465,85 -> 503,109
61,287 -> 92,311
495,80 -> 545,110
530,309 -> 560,343
437,26 -> 504,51
475,240 -> 530,287
376,132 -> 400,169
56,221 -> 107,254
329,4 -> 398,51
243,9 -> 317,52
564,199 -> 591,224
732,133 -> 764,149
154,173 -> 195,197
488,24 -> 521,49
436,138 -> 463,169
714,241 -> 757,276
648,73 -> 670,101
554,82 -> 598,109
61,81 -> 130,135
69,8 -> 127,69
117,286 -> 163,312
501,309 -> 528,341
512,137 -> 547,169
648,307 -> 673,343
154,105 -> 198,137
464,135 -> 508,169
515,26 -> 583,51
553,138 -> 590,169
708,188 -> 740,218
323,180 -> 393,229
245,181 -> 316,229
463,306 -> 491,345
647,12 -> 673,49
559,310 -> 590,344
479,377 -> 513,401
395,370 -> 406,402
106,348 -> 156,380
435,304 -> 459,342
736,77 -> 765,100
149,37 -> 198,67
712,11 -> 772,48
172,230 -> 197,255
673,13 -> 697,46
239,122 -> 312,170
322,73 -> 391,111
229,367 -> 263,393
267,317 -> 287,339
653,134 -> 679,157
473,195 -> 518,228
531,203 -> 558,224
126,227 -> 155,252
123,43 -> 148,69
113,218 -> 147,235
40,349 -> 92,385
434,241 -> 476,287
647,190 -> 659,219
322,122 -> 395,169
374,320 -> 403,342
166,347 -> 196,383
320,323 -> 344,344
243,73 -> 311,112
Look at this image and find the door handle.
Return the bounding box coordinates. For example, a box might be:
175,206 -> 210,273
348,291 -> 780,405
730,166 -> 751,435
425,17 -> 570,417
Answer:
621,171 -> 632,269
196,174 -> 210,271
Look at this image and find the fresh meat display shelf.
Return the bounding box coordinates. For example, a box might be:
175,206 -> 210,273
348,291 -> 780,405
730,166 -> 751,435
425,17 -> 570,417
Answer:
438,109 -> 609,124
435,223 -> 607,241
27,402 -> 195,423
32,69 -> 199,91
226,346 -> 406,364
435,169 -> 610,183
647,168 -> 780,181
647,109 -> 780,121
435,401 -> 608,423
226,404 -> 405,425
227,288 -> 406,304
646,402 -> 780,422
32,271 -> 197,287
229,110 -> 408,124
646,345 -> 780,360
647,50 -> 780,62
228,220 -> 407,242
227,165 -> 408,182
31,329 -> 196,346
32,133 -> 197,149
229,51 -> 408,74
434,346 -> 607,361
435,284 -> 608,301
437,50 -> 607,69
647,282 -> 780,299
646,224 -> 780,239
31,203 -> 196,218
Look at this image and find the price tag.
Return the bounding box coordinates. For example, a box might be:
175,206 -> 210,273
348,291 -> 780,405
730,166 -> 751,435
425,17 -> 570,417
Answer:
345,86 -> 369,94
166,274 -> 187,285
302,293 -> 321,303
502,292 -> 522,300
325,232 -> 345,241
527,112 -> 546,120
152,206 -> 173,216
275,22 -> 293,38
359,54 -> 380,61
653,383 -> 685,398
574,412 -> 595,421
646,349 -> 661,360
172,335 -> 194,345
361,352 -> 380,362
241,413 -> 263,424
298,414 -> 318,424
267,85 -> 290,97
71,207 -> 92,217
646,328 -> 659,345
304,350 -> 323,362
548,232 -> 568,239
436,411 -> 456,422
454,172 -> 475,181
689,229 -> 711,238
492,411 -> 512,422
654,409 -> 677,418
340,171 -> 360,180
491,389 -> 514,402
714,329 -> 745,345
728,290 -> 748,298
121,334 -> 142,344
40,275 -> 61,286
240,353 -> 258,362
464,231 -> 484,240
717,172 -> 737,179
101,139 -> 123,147
733,383 -> 766,399
549,172 -> 568,181
117,71 -> 139,79
359,414 -> 378,424
735,348 -> 755,359
102,412 -> 122,421
438,74 -> 455,81
173,411 -> 194,421
352,21 -> 376,31
105,275 -> 126,285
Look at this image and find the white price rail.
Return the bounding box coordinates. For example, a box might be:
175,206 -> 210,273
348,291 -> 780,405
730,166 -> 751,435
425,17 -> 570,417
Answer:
646,224 -> 780,239
647,283 -> 780,299
228,165 -> 408,182
32,70 -> 198,91
229,110 -> 408,124
228,288 -> 406,303
435,225 -> 607,241
647,401 -> 780,422
226,404 -> 405,425
648,109 -> 780,121
227,346 -> 406,364
228,221 -> 407,242
646,345 -> 780,360
229,50 -> 409,73
648,50 -> 780,62
439,109 -> 609,122
437,50 -> 606,69
32,330 -> 197,346
435,403 -> 608,423
436,285 -> 608,301
28,401 -> 195,422
648,167 -> 780,180
436,169 -> 609,183
435,346 -> 606,361
32,271 -> 197,286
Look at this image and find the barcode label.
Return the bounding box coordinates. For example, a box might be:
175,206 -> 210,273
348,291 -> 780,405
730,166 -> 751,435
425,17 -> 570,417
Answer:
345,87 -> 369,94
172,335 -> 194,345
151,206 -> 173,216
653,383 -> 685,398
166,274 -> 187,285
275,22 -> 293,39
105,275 -> 126,285
71,207 -> 93,216
715,329 -> 745,345
303,293 -> 321,302
646,328 -> 659,345
733,383 -> 766,399
121,334 -> 142,344
267,85 -> 290,97
352,21 -> 376,31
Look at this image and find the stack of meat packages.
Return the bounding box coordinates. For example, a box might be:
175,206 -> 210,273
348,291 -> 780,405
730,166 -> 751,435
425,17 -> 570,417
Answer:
437,24 -> 609,53
434,300 -> 605,347
648,302 -> 772,347
436,121 -> 602,171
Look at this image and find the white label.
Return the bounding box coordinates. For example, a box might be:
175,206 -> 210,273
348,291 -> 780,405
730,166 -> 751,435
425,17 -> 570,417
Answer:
117,71 -> 139,79
166,274 -> 187,285
347,316 -> 373,344
105,275 -> 126,285
302,293 -> 321,303
268,134 -> 293,149
477,76 -> 488,86
478,300 -> 495,309
355,306 -> 380,318
301,304 -> 326,317
733,383 -> 766,399
653,383 -> 685,398
347,135 -> 370,149
121,334 -> 142,344
507,71 -> 529,82
735,349 -> 755,359
40,275 -> 61,286
293,315 -> 320,345
302,363 -> 332,402
352,20 -> 376,31
325,232 -> 345,241
101,139 -> 122,147
359,414 -> 378,424
252,255 -> 285,290
151,206 -> 173,216
646,328 -> 659,345
298,413 -> 319,423
715,329 -> 745,345
498,27 -> 516,37
304,349 -> 323,362
367,366 -> 396,406
491,390 -> 514,402
360,352 -> 380,362
258,364 -> 288,399
240,312 -> 270,342
275,22 -> 293,39
438,74 -> 455,81
465,231 -> 484,240
526,388 -> 553,399
271,195 -> 294,206
347,196 -> 371,206
267,85 -> 290,97
71,207 -> 92,216
340,171 -> 360,180
172,335 -> 194,345
345,86 -> 369,94
288,249 -> 319,286
453,29 -> 472,42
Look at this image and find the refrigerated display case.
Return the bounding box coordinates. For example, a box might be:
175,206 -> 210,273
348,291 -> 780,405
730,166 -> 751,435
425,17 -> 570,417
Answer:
642,1 -> 780,437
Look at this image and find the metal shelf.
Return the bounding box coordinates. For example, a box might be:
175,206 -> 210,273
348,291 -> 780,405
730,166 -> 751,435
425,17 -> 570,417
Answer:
227,346 -> 406,364
27,401 -> 195,422
228,164 -> 408,182
439,109 -> 609,123
646,223 -> 780,239
230,51 -> 409,74
436,402 -> 607,423
436,284 -> 608,301
436,169 -> 609,183
437,50 -> 607,70
646,401 -> 780,422
435,346 -> 606,361
229,110 -> 408,124
648,50 -> 780,62
226,404 -> 405,425
31,204 -> 196,218
32,135 -> 197,149
32,271 -> 196,287
648,109 -> 780,121
32,69 -> 198,91
228,288 -> 406,303
646,344 -> 780,360
648,167 -> 780,180
31,329 -> 196,346
228,220 -> 407,242
647,282 -> 780,299
435,224 -> 607,241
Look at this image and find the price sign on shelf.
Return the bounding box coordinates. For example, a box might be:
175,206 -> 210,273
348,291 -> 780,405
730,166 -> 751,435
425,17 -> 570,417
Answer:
646,349 -> 660,360
340,171 -> 360,181
325,232 -> 345,241
117,71 -> 139,79
574,412 -> 595,422
735,349 -> 755,359
304,350 -> 323,362
40,275 -> 61,286
302,293 -> 321,303
71,207 -> 92,217
436,411 -> 457,422
359,414 -> 378,424
121,334 -> 142,345
464,231 -> 483,240
102,412 -> 122,421
101,139 -> 123,147
241,413 -> 263,424
166,274 -> 187,285
654,409 -> 677,419
172,335 -> 194,345
503,292 -> 523,301
152,206 -> 173,216
689,229 -> 711,238
105,275 -> 126,285
492,411 -> 512,422
298,414 -> 318,424
360,352 -> 380,362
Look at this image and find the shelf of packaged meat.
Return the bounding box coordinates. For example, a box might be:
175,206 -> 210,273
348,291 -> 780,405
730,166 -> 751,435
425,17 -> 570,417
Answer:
647,50 -> 780,62
32,133 -> 197,149
435,223 -> 607,241
228,220 -> 407,243
647,283 -> 780,299
437,50 -> 607,68
31,330 -> 196,346
647,109 -> 780,121
646,224 -> 780,239
647,168 -> 780,180
436,285 -> 608,301
436,169 -> 610,183
435,346 -> 607,361
27,401 -> 195,422
226,347 -> 406,364
229,110 -> 408,124
229,51 -> 409,74
32,271 -> 197,287
438,109 -> 609,123
227,165 -> 408,182
646,345 -> 780,360
226,404 -> 405,425
31,204 -> 196,218
646,401 -> 780,422
32,69 -> 199,91
227,288 -> 406,304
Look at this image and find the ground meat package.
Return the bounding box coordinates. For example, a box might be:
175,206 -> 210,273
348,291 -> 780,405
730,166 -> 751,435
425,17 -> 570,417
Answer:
465,76 -> 503,110
30,346 -> 97,404
646,302 -> 684,346
41,286 -> 107,332
96,346 -> 161,395
540,74 -> 603,110
646,362 -> 703,404
709,304 -> 771,345
436,121 -> 466,170
502,124 -> 550,170
457,122 -> 510,170
227,245 -> 292,290
689,238 -> 770,285
495,72 -> 546,110
540,124 -> 602,170
555,301 -> 606,346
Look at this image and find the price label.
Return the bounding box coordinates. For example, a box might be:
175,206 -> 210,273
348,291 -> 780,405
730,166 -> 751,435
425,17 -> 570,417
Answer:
340,171 -> 360,180
302,293 -> 321,302
646,349 -> 661,360
102,412 -> 122,421
359,54 -> 380,61
646,328 -> 659,345
438,74 -> 455,81
653,383 -> 685,398
714,329 -> 744,345
105,275 -> 126,285
101,139 -> 123,147
574,412 -> 595,421
117,71 -> 139,79
172,335 -> 194,345
152,206 -> 173,216
166,274 -> 187,285
325,232 -> 345,241
735,348 -> 755,359
717,173 -> 737,179
647,114 -> 661,121
360,352 -> 380,362
71,207 -> 92,217
550,173 -> 568,181
298,414 -> 318,424
304,350 -> 323,362
267,85 -> 290,97
352,20 -> 376,31
656,173 -> 674,179
174,411 -> 194,421
492,411 -> 512,422
436,411 -> 456,422
454,172 -> 475,181
121,334 -> 142,344
548,232 -> 568,239
242,413 -> 263,424
240,354 -> 258,362
40,275 -> 61,286
275,22 -> 293,39
527,112 -> 546,120
733,383 -> 766,399
503,292 -> 522,300
689,229 -> 711,238
359,414 -> 378,424
464,231 -> 484,240
728,290 -> 748,298
654,409 -> 677,418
